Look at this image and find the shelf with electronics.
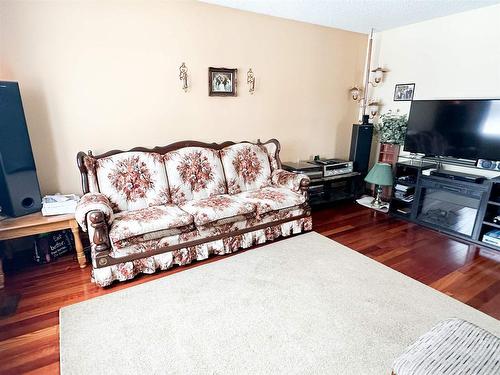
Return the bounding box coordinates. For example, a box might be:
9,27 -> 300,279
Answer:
308,172 -> 362,207
387,158 -> 500,252
282,160 -> 363,208
479,180 -> 500,249
389,160 -> 437,219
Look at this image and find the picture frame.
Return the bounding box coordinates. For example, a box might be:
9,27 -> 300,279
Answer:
394,83 -> 415,101
208,67 -> 237,96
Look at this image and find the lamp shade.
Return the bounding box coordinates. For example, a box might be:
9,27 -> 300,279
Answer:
364,163 -> 393,186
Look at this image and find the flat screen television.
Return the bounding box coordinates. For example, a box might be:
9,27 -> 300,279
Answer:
404,99 -> 500,160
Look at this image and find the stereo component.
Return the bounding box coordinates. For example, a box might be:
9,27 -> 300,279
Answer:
282,162 -> 323,180
477,159 -> 500,170
309,159 -> 354,177
282,159 -> 354,180
430,169 -> 486,184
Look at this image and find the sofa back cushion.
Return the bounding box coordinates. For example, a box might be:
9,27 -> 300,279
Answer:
164,147 -> 227,204
95,152 -> 170,212
220,143 -> 272,194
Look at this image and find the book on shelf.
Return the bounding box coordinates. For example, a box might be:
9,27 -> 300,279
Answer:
394,183 -> 415,203
395,184 -> 411,192
397,175 -> 417,185
394,191 -> 414,202
396,207 -> 411,215
482,229 -> 500,247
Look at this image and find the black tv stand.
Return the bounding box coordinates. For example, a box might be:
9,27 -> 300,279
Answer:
389,160 -> 500,252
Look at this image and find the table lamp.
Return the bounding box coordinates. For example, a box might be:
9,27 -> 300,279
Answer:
364,163 -> 393,208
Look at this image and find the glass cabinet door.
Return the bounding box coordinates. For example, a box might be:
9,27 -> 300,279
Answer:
417,187 -> 481,237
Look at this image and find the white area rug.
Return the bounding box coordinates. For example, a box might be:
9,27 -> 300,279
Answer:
60,232 -> 500,374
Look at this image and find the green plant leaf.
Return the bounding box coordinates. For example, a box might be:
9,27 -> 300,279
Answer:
375,111 -> 408,145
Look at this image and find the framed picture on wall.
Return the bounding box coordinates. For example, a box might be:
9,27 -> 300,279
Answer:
394,83 -> 415,101
208,67 -> 237,96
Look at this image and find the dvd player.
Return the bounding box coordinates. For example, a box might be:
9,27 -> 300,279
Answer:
282,162 -> 323,180
282,158 -> 354,179
430,170 -> 486,183
309,159 -> 354,177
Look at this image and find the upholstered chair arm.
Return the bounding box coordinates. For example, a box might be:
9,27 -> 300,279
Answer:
87,210 -> 112,267
75,193 -> 114,231
271,169 -> 310,196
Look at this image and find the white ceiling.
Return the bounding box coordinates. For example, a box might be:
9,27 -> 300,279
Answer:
199,0 -> 500,33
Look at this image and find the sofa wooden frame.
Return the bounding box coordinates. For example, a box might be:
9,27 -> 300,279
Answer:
77,139 -> 311,268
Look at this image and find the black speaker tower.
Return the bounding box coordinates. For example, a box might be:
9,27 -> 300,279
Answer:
349,123 -> 373,176
0,81 -> 42,217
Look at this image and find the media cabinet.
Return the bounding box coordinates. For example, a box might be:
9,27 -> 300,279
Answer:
389,160 -> 500,252
282,162 -> 363,207
306,172 -> 362,207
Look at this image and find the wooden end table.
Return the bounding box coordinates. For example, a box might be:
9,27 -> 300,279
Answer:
0,212 -> 86,289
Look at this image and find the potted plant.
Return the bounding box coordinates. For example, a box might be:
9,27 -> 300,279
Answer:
374,110 -> 408,145
373,110 -> 408,199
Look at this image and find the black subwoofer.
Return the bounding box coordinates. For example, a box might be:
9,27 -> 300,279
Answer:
0,81 -> 42,217
349,124 -> 373,176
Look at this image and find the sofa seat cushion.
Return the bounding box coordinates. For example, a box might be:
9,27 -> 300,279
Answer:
234,187 -> 306,215
109,207 -> 310,258
179,195 -> 255,226
109,205 -> 194,244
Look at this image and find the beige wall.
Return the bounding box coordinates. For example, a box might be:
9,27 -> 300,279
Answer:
368,4 -> 500,176
0,0 -> 367,195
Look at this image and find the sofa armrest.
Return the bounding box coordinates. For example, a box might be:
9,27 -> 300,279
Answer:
75,194 -> 114,267
271,169 -> 310,196
87,210 -> 112,267
75,193 -> 114,231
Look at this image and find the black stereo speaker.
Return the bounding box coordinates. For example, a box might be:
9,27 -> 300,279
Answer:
0,81 -> 42,217
349,124 -> 373,175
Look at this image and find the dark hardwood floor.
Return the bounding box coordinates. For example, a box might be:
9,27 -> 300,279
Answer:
0,202 -> 499,374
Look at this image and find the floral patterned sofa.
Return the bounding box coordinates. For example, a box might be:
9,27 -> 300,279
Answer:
75,139 -> 311,287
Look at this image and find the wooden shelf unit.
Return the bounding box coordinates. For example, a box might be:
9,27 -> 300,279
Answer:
0,212 -> 87,289
378,143 -> 401,200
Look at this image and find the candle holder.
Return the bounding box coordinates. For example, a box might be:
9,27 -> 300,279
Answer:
247,68 -> 255,94
179,63 -> 188,92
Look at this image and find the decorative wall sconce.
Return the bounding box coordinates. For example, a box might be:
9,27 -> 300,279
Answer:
368,100 -> 380,117
350,86 -> 362,101
179,62 -> 188,92
349,66 -> 387,103
370,67 -> 387,86
349,67 -> 387,103
247,68 -> 255,94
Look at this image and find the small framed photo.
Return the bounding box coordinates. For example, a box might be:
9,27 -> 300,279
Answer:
394,83 -> 415,101
209,67 -> 237,96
